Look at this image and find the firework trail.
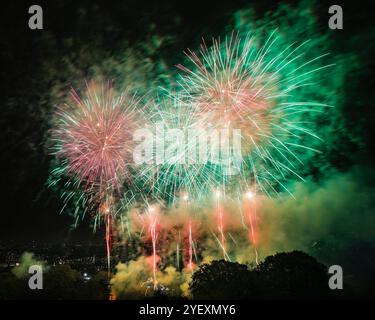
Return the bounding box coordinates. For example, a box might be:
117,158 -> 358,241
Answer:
100,201 -> 112,275
150,218 -> 158,290
51,81 -> 140,273
182,193 -> 195,272
244,190 -> 259,264
214,190 -> 228,260
176,237 -> 180,270
188,221 -> 193,271
146,206 -> 159,290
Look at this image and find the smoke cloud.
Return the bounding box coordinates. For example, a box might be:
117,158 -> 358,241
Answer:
110,167 -> 374,298
12,252 -> 48,279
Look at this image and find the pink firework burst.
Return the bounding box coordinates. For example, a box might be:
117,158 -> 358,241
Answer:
177,33 -> 277,154
53,81 -> 141,274
55,81 -> 139,196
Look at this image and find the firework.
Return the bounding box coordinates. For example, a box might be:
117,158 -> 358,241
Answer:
188,221 -> 193,271
54,82 -> 138,192
131,205 -> 161,289
134,95 -> 231,202
244,190 -> 259,264
51,81 -> 141,273
133,93 -> 245,205
214,190 -> 229,260
148,207 -> 159,290
120,31 -> 331,276
49,29 -> 332,289
182,194 -> 195,271
176,31 -> 332,197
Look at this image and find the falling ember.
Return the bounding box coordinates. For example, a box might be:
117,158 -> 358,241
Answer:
244,191 -> 259,264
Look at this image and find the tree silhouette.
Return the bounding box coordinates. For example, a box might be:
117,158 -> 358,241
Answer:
0,266 -> 112,300
81,271 -> 110,300
255,251 -> 331,299
190,251 -> 332,300
42,265 -> 82,299
190,260 -> 261,299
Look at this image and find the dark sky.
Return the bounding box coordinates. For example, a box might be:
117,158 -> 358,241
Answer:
0,0 -> 373,244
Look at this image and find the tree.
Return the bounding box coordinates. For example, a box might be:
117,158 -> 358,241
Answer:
0,271 -> 29,300
190,260 -> 260,300
190,252 -> 332,300
42,265 -> 82,299
255,251 -> 331,299
81,271 -> 110,300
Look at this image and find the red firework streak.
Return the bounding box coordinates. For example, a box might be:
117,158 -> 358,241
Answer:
244,191 -> 259,264
100,201 -> 112,277
106,211 -> 111,276
148,208 -> 158,290
183,194 -> 194,272
188,221 -> 193,271
215,191 -> 227,260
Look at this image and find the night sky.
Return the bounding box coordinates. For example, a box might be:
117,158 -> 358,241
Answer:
0,0 -> 374,248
